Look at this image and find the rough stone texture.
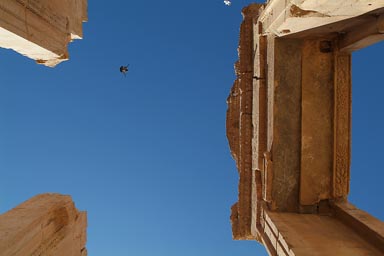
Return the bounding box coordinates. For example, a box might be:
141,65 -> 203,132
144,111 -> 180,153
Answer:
258,0 -> 384,38
226,78 -> 240,168
338,13 -> 384,52
263,207 -> 384,256
227,3 -> 263,240
227,0 -> 384,254
270,38 -> 302,212
0,193 -> 87,256
333,54 -> 351,198
251,22 -> 265,230
0,0 -> 87,67
331,201 -> 384,252
251,169 -> 262,237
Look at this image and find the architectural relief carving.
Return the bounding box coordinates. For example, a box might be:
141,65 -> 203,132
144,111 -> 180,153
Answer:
227,4 -> 264,240
227,0 -> 384,254
333,54 -> 352,198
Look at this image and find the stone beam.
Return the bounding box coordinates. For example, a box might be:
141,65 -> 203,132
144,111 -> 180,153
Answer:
0,194 -> 87,256
339,14 -> 384,52
226,1 -> 384,254
259,0 -> 384,39
0,0 -> 87,67
261,202 -> 384,256
331,201 -> 384,252
300,39 -> 333,206
269,38 -> 302,212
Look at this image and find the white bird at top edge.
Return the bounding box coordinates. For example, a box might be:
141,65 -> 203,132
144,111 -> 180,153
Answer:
224,0 -> 231,6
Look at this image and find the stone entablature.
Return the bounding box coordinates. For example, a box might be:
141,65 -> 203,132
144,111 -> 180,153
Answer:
0,0 -> 87,67
227,1 -> 384,254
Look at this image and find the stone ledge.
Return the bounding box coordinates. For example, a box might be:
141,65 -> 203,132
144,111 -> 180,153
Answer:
331,200 -> 384,253
0,0 -> 87,67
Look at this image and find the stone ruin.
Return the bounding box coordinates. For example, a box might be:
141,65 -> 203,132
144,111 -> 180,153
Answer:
0,0 -> 87,67
227,0 -> 384,255
0,1 -> 88,255
1,0 -> 384,255
0,194 -> 87,256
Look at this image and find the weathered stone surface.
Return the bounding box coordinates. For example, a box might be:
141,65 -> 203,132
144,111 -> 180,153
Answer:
251,169 -> 262,236
271,38 -> 302,212
227,0 -> 384,255
264,208 -> 383,256
258,0 -> 384,38
266,33 -> 275,153
227,3 -> 263,240
331,201 -> 384,252
0,0 -> 87,67
252,24 -> 267,172
333,54 -> 351,198
0,193 -> 87,256
300,39 -> 334,206
251,22 -> 265,228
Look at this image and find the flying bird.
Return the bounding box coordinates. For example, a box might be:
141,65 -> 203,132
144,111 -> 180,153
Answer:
224,0 -> 231,6
120,65 -> 129,76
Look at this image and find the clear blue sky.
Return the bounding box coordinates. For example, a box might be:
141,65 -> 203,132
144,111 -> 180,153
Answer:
0,1 -> 383,255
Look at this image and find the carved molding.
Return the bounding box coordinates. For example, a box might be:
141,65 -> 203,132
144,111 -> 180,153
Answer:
333,53 -> 351,198
227,3 -> 264,240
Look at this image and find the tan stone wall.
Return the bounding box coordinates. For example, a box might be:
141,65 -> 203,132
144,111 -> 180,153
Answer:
227,4 -> 263,240
0,194 -> 87,256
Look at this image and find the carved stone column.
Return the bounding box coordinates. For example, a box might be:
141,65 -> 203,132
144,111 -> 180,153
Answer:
227,4 -> 263,240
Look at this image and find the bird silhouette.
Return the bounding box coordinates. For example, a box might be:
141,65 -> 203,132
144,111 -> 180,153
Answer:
120,65 -> 129,76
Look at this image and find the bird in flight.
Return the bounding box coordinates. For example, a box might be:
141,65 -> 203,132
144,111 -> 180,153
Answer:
120,65 -> 129,76
224,0 -> 231,6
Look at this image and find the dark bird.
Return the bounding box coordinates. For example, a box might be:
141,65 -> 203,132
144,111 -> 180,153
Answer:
120,65 -> 129,76
253,75 -> 265,80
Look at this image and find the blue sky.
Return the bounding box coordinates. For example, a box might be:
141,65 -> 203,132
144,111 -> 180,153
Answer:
0,0 -> 383,255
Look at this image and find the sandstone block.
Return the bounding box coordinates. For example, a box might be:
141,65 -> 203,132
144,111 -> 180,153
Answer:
0,193 -> 87,256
